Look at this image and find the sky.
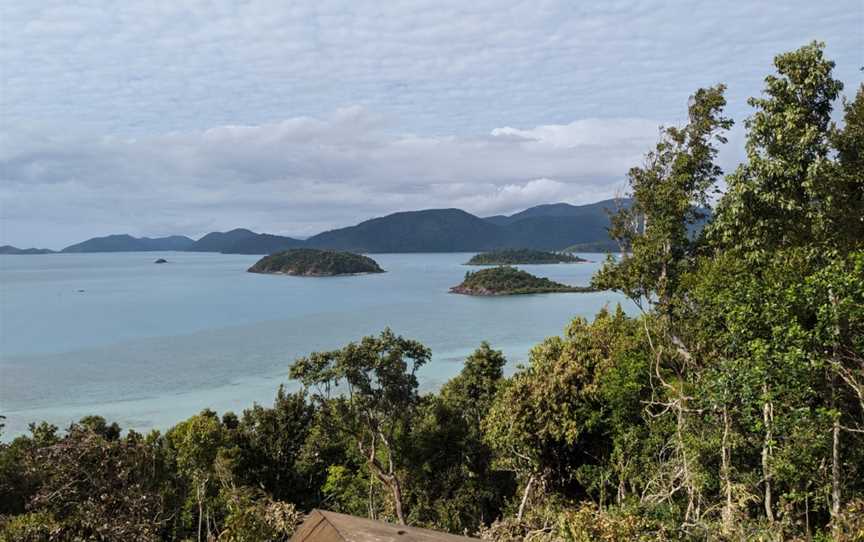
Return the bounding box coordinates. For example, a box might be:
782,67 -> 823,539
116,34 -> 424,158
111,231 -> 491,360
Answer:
1,1 -> 862,249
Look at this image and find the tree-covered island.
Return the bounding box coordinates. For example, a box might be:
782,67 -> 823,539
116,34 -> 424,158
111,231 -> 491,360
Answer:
450,266 -> 593,295
465,248 -> 587,265
248,248 -> 384,276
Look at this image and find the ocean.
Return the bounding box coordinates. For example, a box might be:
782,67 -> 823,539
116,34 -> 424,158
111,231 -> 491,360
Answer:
0,251 -> 631,439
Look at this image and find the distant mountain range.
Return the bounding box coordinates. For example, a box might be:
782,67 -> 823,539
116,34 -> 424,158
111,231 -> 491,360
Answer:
0,245 -> 56,255
2,198 -> 630,255
61,234 -> 196,253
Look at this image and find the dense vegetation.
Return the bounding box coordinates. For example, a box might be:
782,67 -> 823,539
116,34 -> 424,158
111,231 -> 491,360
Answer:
248,249 -> 384,276
451,266 -> 591,296
466,249 -> 586,265
1,43 -> 862,541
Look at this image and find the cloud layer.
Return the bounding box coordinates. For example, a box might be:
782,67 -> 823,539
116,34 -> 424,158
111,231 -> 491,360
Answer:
1,109 -> 667,247
1,0 -> 861,247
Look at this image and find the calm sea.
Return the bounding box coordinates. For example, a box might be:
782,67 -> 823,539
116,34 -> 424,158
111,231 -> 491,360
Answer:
0,252 -> 631,439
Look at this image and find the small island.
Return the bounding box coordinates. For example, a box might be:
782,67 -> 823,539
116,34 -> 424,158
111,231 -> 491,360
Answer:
466,248 -> 587,265
0,245 -> 55,255
450,266 -> 594,296
154,258 -> 168,264
248,248 -> 385,277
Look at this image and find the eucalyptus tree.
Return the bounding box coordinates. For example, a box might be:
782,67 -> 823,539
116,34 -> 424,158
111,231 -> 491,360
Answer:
289,328 -> 430,525
591,84 -> 733,527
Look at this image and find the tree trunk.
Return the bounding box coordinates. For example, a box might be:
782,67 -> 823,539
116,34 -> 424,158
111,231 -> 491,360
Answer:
391,475 -> 406,525
517,475 -> 535,522
831,385 -> 841,523
197,483 -> 204,542
721,405 -> 734,534
368,472 -> 376,520
829,288 -> 843,526
677,401 -> 697,522
762,391 -> 775,523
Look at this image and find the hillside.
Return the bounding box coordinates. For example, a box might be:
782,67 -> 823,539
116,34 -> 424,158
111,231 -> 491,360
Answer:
33,198 -> 630,254
61,234 -> 195,253
306,209 -> 506,252
305,201 -> 623,253
486,198 -> 627,224
450,266 -> 593,295
248,248 -> 384,276
186,229 -> 257,252
0,245 -> 55,255
466,249 -> 586,265
221,233 -> 306,254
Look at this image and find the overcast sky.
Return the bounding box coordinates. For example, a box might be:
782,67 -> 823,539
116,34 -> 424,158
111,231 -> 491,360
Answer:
1,1 -> 861,249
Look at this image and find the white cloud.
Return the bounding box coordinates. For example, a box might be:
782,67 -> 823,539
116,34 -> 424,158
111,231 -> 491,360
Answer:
0,109 -> 668,247
0,0 -> 860,247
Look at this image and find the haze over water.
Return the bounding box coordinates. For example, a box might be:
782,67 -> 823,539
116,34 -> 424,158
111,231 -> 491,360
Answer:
0,252 -> 630,438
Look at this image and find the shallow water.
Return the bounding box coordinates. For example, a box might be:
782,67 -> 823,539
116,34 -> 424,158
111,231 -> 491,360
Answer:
0,251 -> 631,439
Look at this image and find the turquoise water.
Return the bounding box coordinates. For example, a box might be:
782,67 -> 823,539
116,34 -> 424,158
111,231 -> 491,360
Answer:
0,252 -> 630,439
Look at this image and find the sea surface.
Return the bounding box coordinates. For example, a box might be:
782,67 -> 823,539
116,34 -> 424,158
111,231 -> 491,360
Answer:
0,252 -> 631,439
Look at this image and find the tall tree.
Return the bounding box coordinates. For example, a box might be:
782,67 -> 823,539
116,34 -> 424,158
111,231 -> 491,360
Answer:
701,41 -> 860,529
593,84 -> 732,317
592,84 -> 732,526
289,329 -> 430,525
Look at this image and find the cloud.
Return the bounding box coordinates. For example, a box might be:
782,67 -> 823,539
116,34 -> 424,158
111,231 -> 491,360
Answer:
0,0 -> 860,246
0,109 -> 668,247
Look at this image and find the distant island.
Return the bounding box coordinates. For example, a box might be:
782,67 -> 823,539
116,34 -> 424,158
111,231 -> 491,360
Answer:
248,248 -> 385,277
0,245 -> 55,255
466,249 -> 587,265
61,234 -> 195,253
12,199 -> 631,255
450,266 -> 594,296
563,240 -> 621,253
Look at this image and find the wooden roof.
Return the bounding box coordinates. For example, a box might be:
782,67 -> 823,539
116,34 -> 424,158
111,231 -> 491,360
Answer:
291,510 -> 479,542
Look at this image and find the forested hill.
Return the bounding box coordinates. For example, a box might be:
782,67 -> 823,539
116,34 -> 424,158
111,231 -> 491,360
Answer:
304,208 -> 507,252
47,199 -> 626,255
61,234 -> 195,253
0,245 -> 55,255
248,249 -> 384,276
303,200 -> 623,253
466,249 -> 586,265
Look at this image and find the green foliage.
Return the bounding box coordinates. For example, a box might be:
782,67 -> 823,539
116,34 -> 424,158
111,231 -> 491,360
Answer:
0,511 -> 58,542
593,84 -> 732,312
248,248 -> 384,276
2,41 -> 862,542
290,328 -> 431,524
710,41 -> 850,254
466,249 -> 586,265
454,266 -> 593,295
20,422 -> 165,541
234,387 -> 317,507
484,307 -> 657,504
406,343 -> 514,532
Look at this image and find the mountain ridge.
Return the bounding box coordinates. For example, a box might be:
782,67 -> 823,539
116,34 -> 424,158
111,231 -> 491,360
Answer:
12,199 -> 631,255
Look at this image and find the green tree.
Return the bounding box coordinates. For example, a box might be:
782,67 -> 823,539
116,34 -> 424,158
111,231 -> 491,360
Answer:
407,343 -> 514,533
694,41 -> 861,532
593,84 -> 732,316
289,328 -> 431,525
166,409 -> 233,542
484,309 -> 656,523
234,386 -> 316,507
